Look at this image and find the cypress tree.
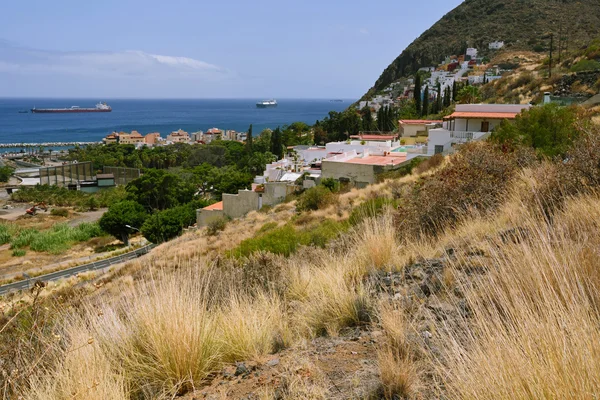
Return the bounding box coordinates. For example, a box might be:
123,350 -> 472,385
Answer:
444,87 -> 451,108
270,127 -> 283,159
414,74 -> 422,117
245,124 -> 253,153
422,86 -> 429,117
361,106 -> 374,131
452,80 -> 458,102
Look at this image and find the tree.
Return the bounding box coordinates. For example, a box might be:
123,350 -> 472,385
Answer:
313,125 -> 327,145
490,104 -> 579,157
414,74 -> 422,117
456,86 -> 481,104
361,106 -> 375,131
0,166 -> 13,183
270,127 -> 284,159
99,201 -> 148,245
126,169 -> 195,211
452,80 -> 458,102
141,200 -> 209,243
245,124 -> 253,154
254,129 -> 272,153
422,86 -> 430,117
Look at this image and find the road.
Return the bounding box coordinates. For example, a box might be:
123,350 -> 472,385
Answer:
0,244 -> 155,295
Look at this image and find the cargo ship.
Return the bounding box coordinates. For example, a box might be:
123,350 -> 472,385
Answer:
256,99 -> 277,108
31,102 -> 112,113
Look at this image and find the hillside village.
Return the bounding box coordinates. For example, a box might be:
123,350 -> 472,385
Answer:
4,1 -> 600,399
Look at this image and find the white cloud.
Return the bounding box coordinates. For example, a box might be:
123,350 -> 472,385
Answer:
0,42 -> 226,80
359,28 -> 369,35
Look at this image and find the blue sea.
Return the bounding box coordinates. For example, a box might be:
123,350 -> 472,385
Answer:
0,98 -> 353,145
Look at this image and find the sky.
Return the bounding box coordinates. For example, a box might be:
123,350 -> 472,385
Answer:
0,0 -> 463,99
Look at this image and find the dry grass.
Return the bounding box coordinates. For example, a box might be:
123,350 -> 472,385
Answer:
351,213 -> 401,274
439,194 -> 600,399
24,320 -> 128,400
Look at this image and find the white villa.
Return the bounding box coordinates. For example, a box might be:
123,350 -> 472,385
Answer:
427,104 -> 532,155
489,41 -> 505,50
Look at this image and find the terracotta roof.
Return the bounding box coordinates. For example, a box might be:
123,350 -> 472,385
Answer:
338,155 -> 407,166
399,120 -> 442,125
349,135 -> 397,141
444,111 -> 520,120
203,201 -> 223,211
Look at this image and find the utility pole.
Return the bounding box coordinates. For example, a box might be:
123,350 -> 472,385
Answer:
549,33 -> 554,79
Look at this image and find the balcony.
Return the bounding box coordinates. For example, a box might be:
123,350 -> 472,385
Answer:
449,131 -> 490,143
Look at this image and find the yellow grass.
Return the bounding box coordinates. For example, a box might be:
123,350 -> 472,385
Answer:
439,194 -> 600,399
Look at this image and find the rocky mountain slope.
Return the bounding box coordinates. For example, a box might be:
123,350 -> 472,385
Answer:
362,0 -> 600,100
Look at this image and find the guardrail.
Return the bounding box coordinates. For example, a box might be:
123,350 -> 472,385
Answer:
0,243 -> 156,295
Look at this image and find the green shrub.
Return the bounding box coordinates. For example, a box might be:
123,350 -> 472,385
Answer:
50,208 -> 69,217
571,59 -> 600,72
0,166 -> 14,183
141,202 -> 202,244
231,220 -> 347,258
257,222 -> 278,234
296,186 -> 335,212
320,178 -> 340,193
0,224 -> 15,245
11,249 -> 26,257
10,229 -> 40,249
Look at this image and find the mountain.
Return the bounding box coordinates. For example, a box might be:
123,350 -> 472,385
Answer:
362,0 -> 600,100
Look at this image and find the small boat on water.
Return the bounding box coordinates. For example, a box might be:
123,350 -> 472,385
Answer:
256,99 -> 277,108
18,110 -> 28,113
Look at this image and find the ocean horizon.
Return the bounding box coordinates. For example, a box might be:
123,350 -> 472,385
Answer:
0,98 -> 355,145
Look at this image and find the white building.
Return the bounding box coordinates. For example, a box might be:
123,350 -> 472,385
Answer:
489,41 -> 505,50
466,48 -> 478,58
427,104 -> 532,155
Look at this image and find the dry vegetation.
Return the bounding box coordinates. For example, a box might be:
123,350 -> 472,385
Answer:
4,125 -> 600,399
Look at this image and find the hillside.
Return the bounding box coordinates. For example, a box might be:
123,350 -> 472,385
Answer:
363,0 -> 600,100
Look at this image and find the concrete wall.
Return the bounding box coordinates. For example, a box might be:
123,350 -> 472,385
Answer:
400,125 -> 427,137
197,209 -> 225,227
322,161 -> 381,186
223,190 -> 260,219
262,182 -> 289,206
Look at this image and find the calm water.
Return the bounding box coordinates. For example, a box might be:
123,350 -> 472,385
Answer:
0,99 -> 353,145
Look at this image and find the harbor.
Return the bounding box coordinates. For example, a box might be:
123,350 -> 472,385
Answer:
0,141 -> 100,149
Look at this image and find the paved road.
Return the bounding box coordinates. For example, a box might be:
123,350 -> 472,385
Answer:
0,244 -> 155,295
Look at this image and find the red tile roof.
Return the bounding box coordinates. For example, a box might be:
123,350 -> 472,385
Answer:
444,111 -> 521,120
399,120 -> 442,125
340,155 -> 407,166
202,201 -> 223,211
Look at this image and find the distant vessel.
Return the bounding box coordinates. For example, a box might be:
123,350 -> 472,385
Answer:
331,99 -> 344,102
31,102 -> 112,114
18,110 -> 28,113
256,99 -> 277,108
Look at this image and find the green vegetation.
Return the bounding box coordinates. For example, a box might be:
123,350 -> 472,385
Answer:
99,201 -> 148,245
126,169 -> 196,211
296,185 -> 337,212
141,200 -> 211,243
11,185 -> 128,209
50,208 -> 69,217
349,197 -> 397,226
206,216 -> 228,236
0,166 -> 14,183
491,103 -> 580,157
571,59 -> 600,72
0,222 -> 105,255
230,220 -> 347,258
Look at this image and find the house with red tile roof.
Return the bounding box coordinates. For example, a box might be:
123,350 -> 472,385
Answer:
427,104 -> 532,155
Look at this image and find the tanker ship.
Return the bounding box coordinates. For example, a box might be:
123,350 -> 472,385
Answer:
31,102 -> 112,113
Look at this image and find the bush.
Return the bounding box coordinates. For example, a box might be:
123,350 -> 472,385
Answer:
320,178 -> 340,193
398,142 -> 527,238
0,166 -> 14,183
206,216 -> 228,236
231,220 -> 347,258
413,153 -> 444,175
50,208 -> 69,217
571,59 -> 600,72
12,249 -> 26,257
141,201 -> 206,244
296,186 -> 335,212
99,201 -> 148,244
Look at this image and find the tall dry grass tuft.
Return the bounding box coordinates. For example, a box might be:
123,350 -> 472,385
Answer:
351,213 -> 401,275
24,321 -> 128,400
439,194 -> 600,399
94,271 -> 221,397
288,258 -> 372,337
218,292 -> 291,362
375,302 -> 421,400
